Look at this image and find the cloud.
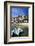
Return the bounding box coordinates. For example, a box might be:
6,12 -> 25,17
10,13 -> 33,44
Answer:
10,7 -> 29,17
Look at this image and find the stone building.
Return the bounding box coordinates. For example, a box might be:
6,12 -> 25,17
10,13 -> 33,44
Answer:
10,15 -> 28,23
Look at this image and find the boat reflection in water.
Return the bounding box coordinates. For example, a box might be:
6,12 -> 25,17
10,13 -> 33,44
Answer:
10,25 -> 28,37
11,27 -> 23,36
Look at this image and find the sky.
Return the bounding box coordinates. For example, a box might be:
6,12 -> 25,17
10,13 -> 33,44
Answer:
10,7 -> 29,17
